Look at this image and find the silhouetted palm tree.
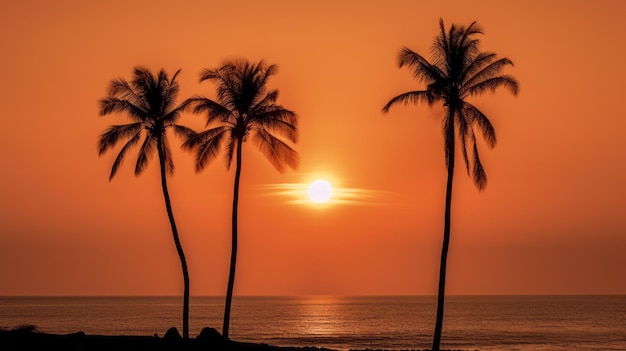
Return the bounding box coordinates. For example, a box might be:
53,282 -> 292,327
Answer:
382,20 -> 518,351
98,67 -> 194,339
183,59 -> 298,339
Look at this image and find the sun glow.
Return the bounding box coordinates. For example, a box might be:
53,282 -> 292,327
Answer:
307,180 -> 333,203
262,174 -> 386,207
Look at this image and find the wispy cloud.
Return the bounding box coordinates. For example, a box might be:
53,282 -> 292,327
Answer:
258,183 -> 393,206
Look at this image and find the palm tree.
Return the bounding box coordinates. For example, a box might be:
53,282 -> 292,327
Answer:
98,67 -> 194,339
382,20 -> 518,351
183,59 -> 298,339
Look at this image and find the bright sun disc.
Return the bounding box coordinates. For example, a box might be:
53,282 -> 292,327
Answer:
307,180 -> 333,203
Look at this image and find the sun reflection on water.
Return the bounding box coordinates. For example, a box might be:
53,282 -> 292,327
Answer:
297,296 -> 344,336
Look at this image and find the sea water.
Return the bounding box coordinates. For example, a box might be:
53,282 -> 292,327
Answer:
1,295 -> 624,350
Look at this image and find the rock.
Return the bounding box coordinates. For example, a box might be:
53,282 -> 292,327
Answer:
12,325 -> 37,334
163,327 -> 181,340
196,327 -> 226,344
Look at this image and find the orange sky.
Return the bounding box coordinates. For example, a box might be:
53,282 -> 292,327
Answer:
1,0 -> 625,296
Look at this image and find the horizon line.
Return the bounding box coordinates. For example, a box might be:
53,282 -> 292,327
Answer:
2,293 -> 625,298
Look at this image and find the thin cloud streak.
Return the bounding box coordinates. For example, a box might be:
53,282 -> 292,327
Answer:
258,183 -> 394,206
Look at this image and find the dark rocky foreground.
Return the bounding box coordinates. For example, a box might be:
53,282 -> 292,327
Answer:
0,326 -> 466,351
0,326 -> 335,351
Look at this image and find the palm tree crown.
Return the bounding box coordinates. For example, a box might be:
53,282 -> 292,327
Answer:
184,59 -> 298,171
98,67 -> 194,179
383,19 -> 518,189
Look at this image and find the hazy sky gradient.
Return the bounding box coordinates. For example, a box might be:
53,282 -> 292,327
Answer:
1,0 -> 625,296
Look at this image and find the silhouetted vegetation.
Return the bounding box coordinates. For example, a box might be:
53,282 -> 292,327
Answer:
97,67 -> 195,339
183,59 -> 299,338
383,19 -> 518,351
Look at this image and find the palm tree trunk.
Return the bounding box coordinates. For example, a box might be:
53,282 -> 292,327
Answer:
223,137 -> 244,339
157,137 -> 190,339
432,110 -> 456,351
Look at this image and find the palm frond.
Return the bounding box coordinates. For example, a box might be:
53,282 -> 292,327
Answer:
199,67 -> 220,82
250,108 -> 298,142
464,21 -> 482,36
182,125 -> 225,148
191,97 -> 232,125
382,90 -> 435,112
251,128 -> 299,172
183,126 -> 228,172
254,63 -> 278,96
161,69 -> 182,113
466,75 -> 519,96
251,89 -> 279,110
109,78 -> 133,96
108,131 -> 141,180
177,96 -> 200,113
433,18 -> 450,69
135,135 -> 156,176
471,134 -> 487,190
463,103 -> 496,148
461,51 -> 496,82
462,58 -> 514,93
132,66 -> 155,94
99,98 -> 147,120
172,125 -> 197,140
224,135 -> 238,170
162,98 -> 193,126
98,122 -> 144,155
108,79 -> 145,111
456,109 -> 471,175
399,47 -> 446,84
458,21 -> 482,54
208,64 -> 241,110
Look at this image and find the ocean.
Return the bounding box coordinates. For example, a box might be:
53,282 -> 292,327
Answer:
0,295 -> 624,351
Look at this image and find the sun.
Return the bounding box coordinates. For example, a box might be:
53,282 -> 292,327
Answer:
307,180 -> 333,203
